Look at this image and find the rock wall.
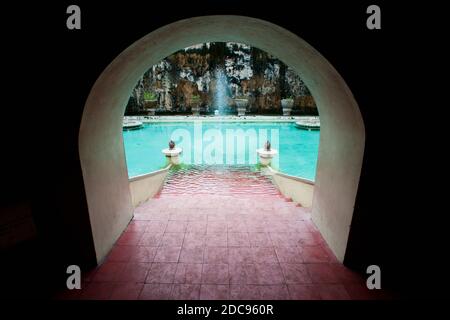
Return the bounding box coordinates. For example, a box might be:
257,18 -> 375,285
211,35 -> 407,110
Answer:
125,42 -> 317,115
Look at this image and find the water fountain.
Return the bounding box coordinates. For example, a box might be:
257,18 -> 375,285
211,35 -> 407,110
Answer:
213,68 -> 228,115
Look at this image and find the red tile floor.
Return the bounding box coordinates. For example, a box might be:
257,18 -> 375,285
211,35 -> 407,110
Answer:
57,166 -> 388,300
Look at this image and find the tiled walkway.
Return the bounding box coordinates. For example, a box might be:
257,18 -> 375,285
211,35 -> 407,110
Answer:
58,166 -> 385,300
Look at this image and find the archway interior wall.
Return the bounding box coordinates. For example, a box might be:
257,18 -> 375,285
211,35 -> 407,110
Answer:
79,16 -> 365,262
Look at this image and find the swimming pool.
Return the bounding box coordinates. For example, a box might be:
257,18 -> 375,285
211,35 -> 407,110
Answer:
123,121 -> 319,181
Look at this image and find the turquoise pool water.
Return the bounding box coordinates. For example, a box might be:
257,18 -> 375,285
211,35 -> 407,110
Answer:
123,122 -> 319,181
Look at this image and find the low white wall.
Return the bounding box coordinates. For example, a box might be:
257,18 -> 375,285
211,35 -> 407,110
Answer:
268,167 -> 315,208
129,165 -> 171,207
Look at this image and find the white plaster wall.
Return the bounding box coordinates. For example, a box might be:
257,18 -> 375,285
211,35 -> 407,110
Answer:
271,171 -> 314,208
79,16 -> 364,263
129,167 -> 170,207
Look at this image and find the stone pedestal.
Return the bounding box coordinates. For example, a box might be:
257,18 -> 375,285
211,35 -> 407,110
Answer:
235,99 -> 248,116
162,147 -> 182,165
191,106 -> 200,116
257,148 -> 278,166
144,100 -> 157,116
145,108 -> 156,116
281,99 -> 294,116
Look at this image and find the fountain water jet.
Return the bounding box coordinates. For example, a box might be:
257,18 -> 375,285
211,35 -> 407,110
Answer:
213,68 -> 229,115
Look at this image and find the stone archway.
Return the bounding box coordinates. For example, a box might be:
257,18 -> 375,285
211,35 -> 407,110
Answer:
79,15 -> 365,263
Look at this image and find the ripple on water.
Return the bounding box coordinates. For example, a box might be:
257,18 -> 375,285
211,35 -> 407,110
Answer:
159,165 -> 282,197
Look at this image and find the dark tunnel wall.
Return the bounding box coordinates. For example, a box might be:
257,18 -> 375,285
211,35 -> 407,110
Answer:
0,1 -> 441,298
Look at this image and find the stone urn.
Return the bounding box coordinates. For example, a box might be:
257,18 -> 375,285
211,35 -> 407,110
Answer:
191,97 -> 201,116
256,140 -> 278,166
234,98 -> 248,116
144,99 -> 157,116
162,140 -> 182,165
281,98 -> 294,116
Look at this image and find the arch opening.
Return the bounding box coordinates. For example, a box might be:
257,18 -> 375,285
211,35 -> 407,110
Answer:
123,41 -> 320,180
79,15 -> 365,263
